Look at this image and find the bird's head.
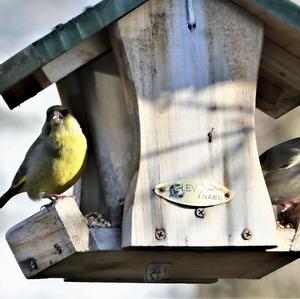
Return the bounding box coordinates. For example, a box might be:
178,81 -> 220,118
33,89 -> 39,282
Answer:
43,105 -> 81,136
47,105 -> 70,126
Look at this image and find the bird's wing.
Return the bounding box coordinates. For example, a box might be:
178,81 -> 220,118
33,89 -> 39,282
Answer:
10,136 -> 43,190
260,138 -> 300,173
11,163 -> 27,189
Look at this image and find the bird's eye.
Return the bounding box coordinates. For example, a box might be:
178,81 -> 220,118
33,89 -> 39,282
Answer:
61,109 -> 69,117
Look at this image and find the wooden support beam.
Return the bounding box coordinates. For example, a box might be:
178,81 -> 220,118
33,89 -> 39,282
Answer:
261,39 -> 300,91
35,30 -> 110,89
257,77 -> 291,118
57,72 -> 104,215
57,50 -> 135,224
256,76 -> 300,118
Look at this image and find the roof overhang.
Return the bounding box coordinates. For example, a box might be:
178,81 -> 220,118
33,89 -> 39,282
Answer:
1,0 -> 300,118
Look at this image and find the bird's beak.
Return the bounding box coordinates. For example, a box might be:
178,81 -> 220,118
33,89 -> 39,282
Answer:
51,111 -> 63,126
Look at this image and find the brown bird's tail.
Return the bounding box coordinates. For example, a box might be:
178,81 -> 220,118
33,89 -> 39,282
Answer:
0,188 -> 19,208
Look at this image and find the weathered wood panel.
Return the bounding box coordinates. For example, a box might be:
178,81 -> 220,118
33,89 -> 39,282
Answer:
57,73 -> 103,214
110,0 -> 277,247
232,0 -> 300,58
37,249 -> 298,282
5,197 -> 89,278
256,39 -> 300,118
57,51 -> 136,226
75,50 -> 137,226
36,30 -> 110,88
5,197 -> 300,282
261,40 -> 300,90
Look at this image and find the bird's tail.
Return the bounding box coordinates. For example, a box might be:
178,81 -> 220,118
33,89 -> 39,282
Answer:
0,188 -> 19,209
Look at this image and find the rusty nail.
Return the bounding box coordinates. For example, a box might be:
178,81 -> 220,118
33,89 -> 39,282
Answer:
155,228 -> 166,240
207,128 -> 214,143
242,228 -> 252,240
195,208 -> 205,218
54,243 -> 62,254
29,258 -> 38,271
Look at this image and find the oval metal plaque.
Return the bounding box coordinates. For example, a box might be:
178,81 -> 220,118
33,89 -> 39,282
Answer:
154,178 -> 234,207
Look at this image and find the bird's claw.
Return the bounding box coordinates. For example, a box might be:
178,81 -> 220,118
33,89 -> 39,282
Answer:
40,194 -> 76,211
40,200 -> 56,211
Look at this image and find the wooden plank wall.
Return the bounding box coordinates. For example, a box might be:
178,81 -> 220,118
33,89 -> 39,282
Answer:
109,0 -> 277,247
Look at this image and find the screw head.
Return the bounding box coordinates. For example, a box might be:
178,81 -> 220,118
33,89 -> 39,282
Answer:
195,208 -> 205,218
54,243 -> 62,254
155,228 -> 166,240
242,228 -> 252,240
29,258 -> 38,271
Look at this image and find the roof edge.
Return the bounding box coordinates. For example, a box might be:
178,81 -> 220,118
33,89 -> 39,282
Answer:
0,0 -> 148,98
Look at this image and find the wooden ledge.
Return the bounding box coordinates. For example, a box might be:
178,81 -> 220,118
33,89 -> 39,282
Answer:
6,197 -> 89,278
5,197 -> 300,283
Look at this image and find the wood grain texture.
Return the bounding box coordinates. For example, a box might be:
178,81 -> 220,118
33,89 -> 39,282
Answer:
5,200 -> 299,282
37,248 -> 298,282
40,30 -> 110,86
261,39 -> 300,90
57,73 -> 103,214
268,229 -> 295,252
232,0 -> 300,58
75,51 -> 137,226
110,0 -> 277,247
5,197 -> 89,278
257,39 -> 300,118
58,50 -> 137,226
232,0 -> 300,118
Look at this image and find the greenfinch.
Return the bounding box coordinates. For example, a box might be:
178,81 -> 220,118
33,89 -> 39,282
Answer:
260,138 -> 300,212
0,105 -> 87,208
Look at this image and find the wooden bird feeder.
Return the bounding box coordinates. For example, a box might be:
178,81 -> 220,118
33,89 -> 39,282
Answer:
2,0 -> 300,283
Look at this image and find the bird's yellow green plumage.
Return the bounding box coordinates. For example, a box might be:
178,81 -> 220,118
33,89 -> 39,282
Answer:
0,105 -> 87,208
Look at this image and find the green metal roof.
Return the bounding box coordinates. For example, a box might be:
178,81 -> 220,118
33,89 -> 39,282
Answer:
0,0 -> 147,108
1,0 -> 300,112
243,0 -> 300,31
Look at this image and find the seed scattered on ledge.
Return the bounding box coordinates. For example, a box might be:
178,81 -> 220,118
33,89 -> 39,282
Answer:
85,212 -> 111,228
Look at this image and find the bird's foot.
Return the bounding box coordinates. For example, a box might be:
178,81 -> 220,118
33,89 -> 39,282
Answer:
40,193 -> 75,211
40,197 -> 57,211
43,193 -> 70,201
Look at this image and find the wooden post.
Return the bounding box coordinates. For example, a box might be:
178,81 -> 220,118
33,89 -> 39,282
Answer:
109,0 -> 277,247
57,50 -> 136,227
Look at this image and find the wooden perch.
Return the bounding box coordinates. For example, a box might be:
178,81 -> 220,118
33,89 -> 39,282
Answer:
6,197 -> 89,278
